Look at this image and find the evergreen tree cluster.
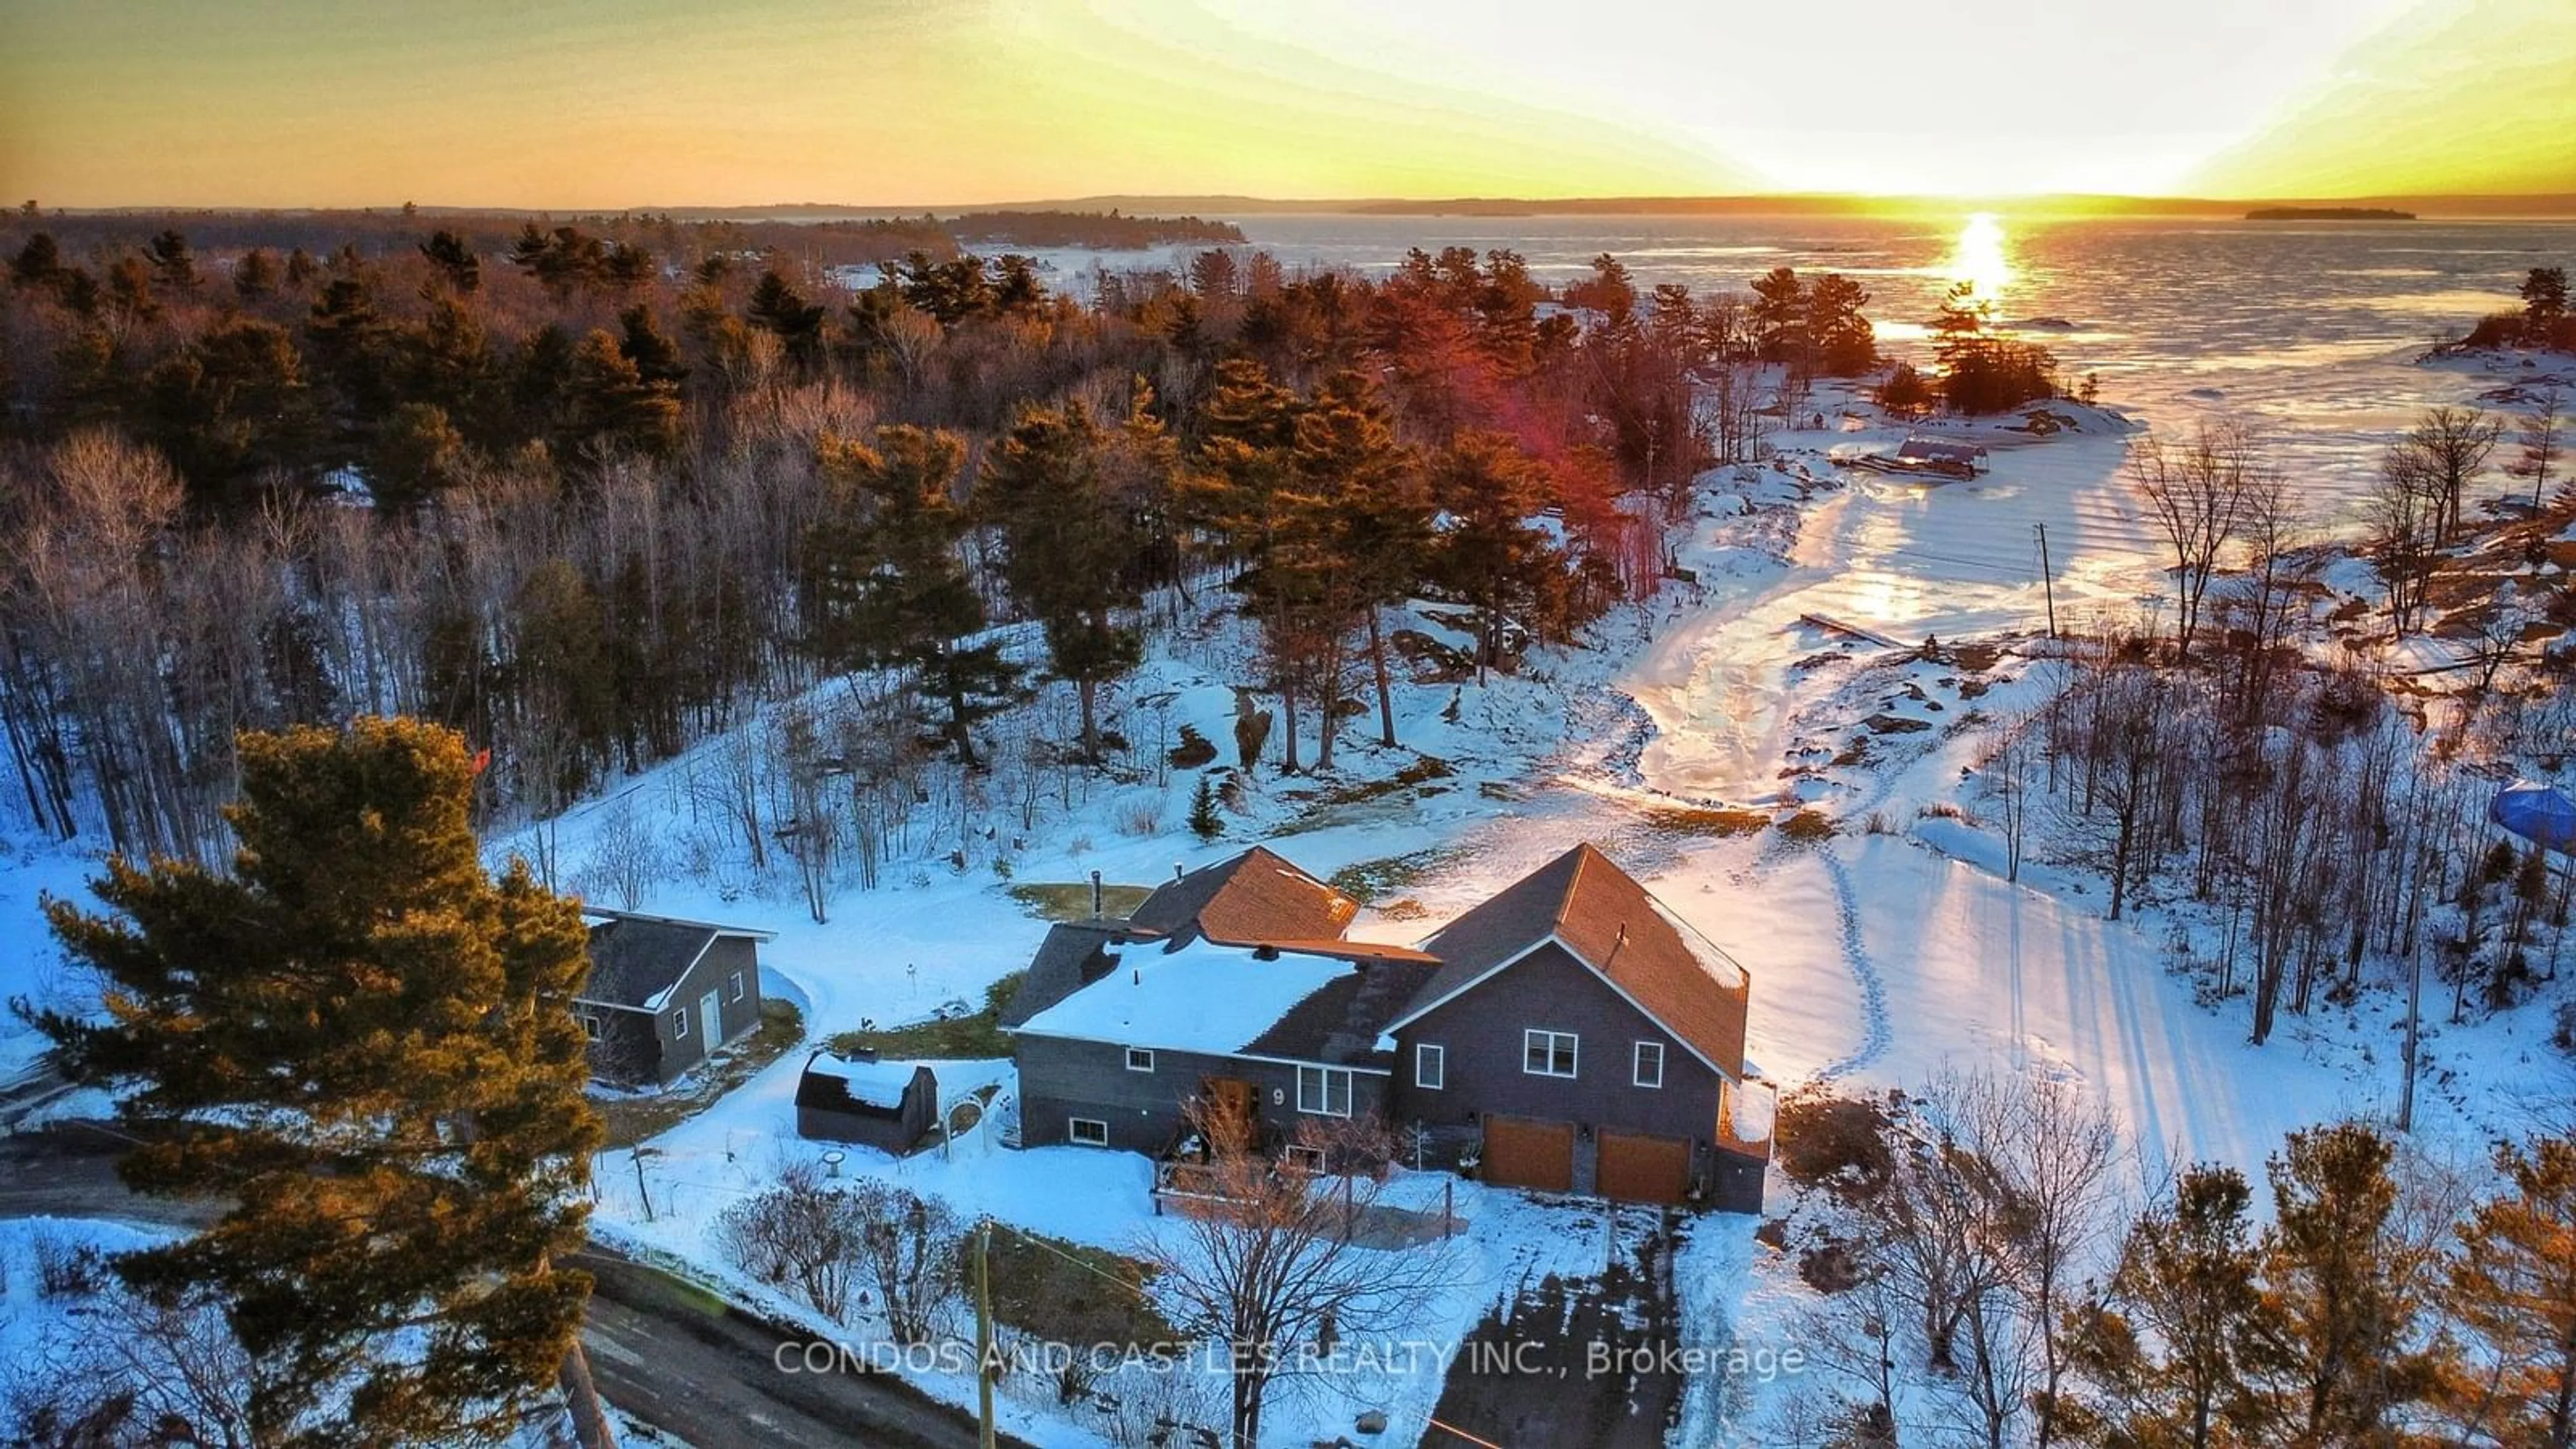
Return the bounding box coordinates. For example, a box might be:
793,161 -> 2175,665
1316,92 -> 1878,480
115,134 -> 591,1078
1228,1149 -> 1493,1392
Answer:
0,217 -> 1731,862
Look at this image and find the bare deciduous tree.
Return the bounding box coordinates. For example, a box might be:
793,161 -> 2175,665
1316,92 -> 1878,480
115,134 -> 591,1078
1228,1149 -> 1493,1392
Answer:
578,796 -> 664,910
712,1163 -> 867,1323
2367,440 -> 2447,636
847,1179 -> 962,1346
1132,1099 -> 1461,1449
2127,421 -> 2264,662
2394,405 -> 2505,543
2510,383 -> 2564,513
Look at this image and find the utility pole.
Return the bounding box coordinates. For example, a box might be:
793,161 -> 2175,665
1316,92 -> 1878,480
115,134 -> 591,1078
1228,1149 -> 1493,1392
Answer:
2034,523 -> 2058,639
975,1220 -> 997,1449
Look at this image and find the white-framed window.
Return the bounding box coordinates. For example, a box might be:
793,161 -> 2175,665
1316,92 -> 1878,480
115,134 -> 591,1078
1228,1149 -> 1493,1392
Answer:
1282,1144 -> 1327,1173
1069,1118 -> 1110,1146
1633,1040 -> 1665,1089
1415,1042 -> 1446,1090
729,971 -> 746,1003
671,1008 -> 689,1039
580,1014 -> 602,1042
1126,1047 -> 1157,1073
1523,1029 -> 1578,1078
1295,1065 -> 1353,1117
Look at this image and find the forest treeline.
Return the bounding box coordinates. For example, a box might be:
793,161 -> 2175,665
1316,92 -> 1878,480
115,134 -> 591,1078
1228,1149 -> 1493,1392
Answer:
0,216 -> 1901,868
945,210 -> 1244,248
0,205 -> 1246,274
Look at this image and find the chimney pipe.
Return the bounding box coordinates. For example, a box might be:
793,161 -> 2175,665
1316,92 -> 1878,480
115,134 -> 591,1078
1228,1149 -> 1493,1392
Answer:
1174,861 -> 1185,882
1089,869 -> 1104,919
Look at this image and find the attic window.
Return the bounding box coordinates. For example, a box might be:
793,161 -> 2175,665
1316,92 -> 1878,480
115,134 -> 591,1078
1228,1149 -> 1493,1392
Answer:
1633,1041 -> 1665,1089
1126,1047 -> 1156,1073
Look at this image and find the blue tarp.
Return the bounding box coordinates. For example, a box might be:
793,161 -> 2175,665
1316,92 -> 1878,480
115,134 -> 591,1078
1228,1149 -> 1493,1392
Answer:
2489,782 -> 2576,853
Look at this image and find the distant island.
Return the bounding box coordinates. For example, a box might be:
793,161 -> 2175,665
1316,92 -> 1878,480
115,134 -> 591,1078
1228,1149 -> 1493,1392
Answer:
2244,207 -> 2418,221
945,210 -> 1245,250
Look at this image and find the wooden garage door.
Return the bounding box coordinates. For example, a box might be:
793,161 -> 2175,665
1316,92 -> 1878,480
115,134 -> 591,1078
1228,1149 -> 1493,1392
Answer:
1598,1130 -> 1690,1205
1482,1115 -> 1574,1194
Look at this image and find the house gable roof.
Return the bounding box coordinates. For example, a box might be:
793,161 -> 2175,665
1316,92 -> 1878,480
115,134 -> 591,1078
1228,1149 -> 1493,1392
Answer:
1391,843 -> 1750,1077
578,910 -> 768,1011
999,920 -> 1127,1028
1125,847 -> 1358,949
580,918 -> 720,1010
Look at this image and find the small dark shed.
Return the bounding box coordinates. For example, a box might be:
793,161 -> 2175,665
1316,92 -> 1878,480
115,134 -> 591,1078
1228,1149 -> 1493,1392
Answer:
796,1051 -> 938,1154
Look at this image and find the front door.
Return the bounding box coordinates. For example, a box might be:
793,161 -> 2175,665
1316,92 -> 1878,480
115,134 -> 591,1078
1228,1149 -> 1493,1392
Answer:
1203,1077 -> 1258,1147
698,989 -> 722,1050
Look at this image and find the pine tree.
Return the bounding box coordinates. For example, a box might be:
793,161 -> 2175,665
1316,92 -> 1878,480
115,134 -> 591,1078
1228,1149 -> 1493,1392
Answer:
806,427 -> 1020,767
566,327 -> 681,458
9,230 -> 62,290
146,229 -> 199,294
1430,431 -> 1552,684
747,270 -> 826,374
1288,370 -> 1428,761
233,246 -> 279,301
145,317 -> 323,500
616,303 -> 690,390
30,717 -> 606,1446
2061,1164 -> 2281,1446
418,229 -> 481,294
2449,1133 -> 2576,1444
979,399 -> 1146,763
1186,358 -> 1316,773
2258,1120 -> 2459,1440
1189,773 -> 1222,841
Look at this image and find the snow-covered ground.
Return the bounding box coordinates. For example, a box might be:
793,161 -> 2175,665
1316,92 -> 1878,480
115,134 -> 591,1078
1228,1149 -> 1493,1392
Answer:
5,352 -> 2571,1442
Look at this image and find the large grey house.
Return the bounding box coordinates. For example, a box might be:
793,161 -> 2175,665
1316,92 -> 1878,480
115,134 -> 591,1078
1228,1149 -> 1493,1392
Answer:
1006,844 -> 1774,1211
578,908 -> 774,1086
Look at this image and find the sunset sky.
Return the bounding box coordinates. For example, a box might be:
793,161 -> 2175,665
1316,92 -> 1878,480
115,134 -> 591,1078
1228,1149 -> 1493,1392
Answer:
3,0 -> 2569,209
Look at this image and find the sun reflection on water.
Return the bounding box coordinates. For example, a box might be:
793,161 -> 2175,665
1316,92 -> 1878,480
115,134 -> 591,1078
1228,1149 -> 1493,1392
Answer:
1949,212 -> 2015,307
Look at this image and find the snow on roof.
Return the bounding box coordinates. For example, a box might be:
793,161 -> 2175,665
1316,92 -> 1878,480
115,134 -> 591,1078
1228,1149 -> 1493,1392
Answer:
1012,938 -> 1358,1058
1894,437 -> 1987,465
1646,896 -> 1750,993
802,1053 -> 923,1110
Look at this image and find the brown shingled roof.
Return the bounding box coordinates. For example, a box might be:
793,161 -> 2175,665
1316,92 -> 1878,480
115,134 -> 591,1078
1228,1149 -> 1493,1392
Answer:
1124,847 -> 1359,949
1395,843 -> 1750,1077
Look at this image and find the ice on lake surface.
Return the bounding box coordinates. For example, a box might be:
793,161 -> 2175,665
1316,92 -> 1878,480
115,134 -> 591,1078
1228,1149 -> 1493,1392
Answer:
1040,210 -> 2576,507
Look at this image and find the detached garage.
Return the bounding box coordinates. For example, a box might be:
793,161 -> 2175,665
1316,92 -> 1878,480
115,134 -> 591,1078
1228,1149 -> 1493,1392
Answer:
1479,1114 -> 1574,1195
